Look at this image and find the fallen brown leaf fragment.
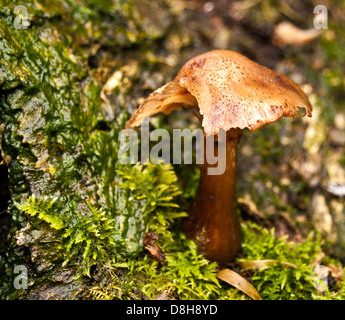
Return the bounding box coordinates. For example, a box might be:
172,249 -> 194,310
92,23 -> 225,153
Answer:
217,268 -> 262,300
144,232 -> 165,262
273,21 -> 322,47
239,259 -> 298,271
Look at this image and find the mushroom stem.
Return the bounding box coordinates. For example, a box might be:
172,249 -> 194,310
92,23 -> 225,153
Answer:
183,128 -> 243,267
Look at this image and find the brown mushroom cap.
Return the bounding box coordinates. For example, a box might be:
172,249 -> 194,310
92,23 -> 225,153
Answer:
126,50 -> 312,135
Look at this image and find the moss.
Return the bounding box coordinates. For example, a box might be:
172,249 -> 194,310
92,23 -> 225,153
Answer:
241,224 -> 319,299
0,0 -> 175,298
79,222 -> 345,300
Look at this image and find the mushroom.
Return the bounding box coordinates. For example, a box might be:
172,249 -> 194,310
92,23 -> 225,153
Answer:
126,50 -> 312,267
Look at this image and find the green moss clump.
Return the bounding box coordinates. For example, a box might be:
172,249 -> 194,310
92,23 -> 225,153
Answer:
0,0 -> 179,298
80,221 -> 345,300
242,224 -> 321,299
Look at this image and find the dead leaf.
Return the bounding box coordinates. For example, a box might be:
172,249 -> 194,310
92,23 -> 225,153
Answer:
217,268 -> 262,300
273,21 -> 322,47
239,259 -> 298,271
144,232 -> 165,262
329,263 -> 344,280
